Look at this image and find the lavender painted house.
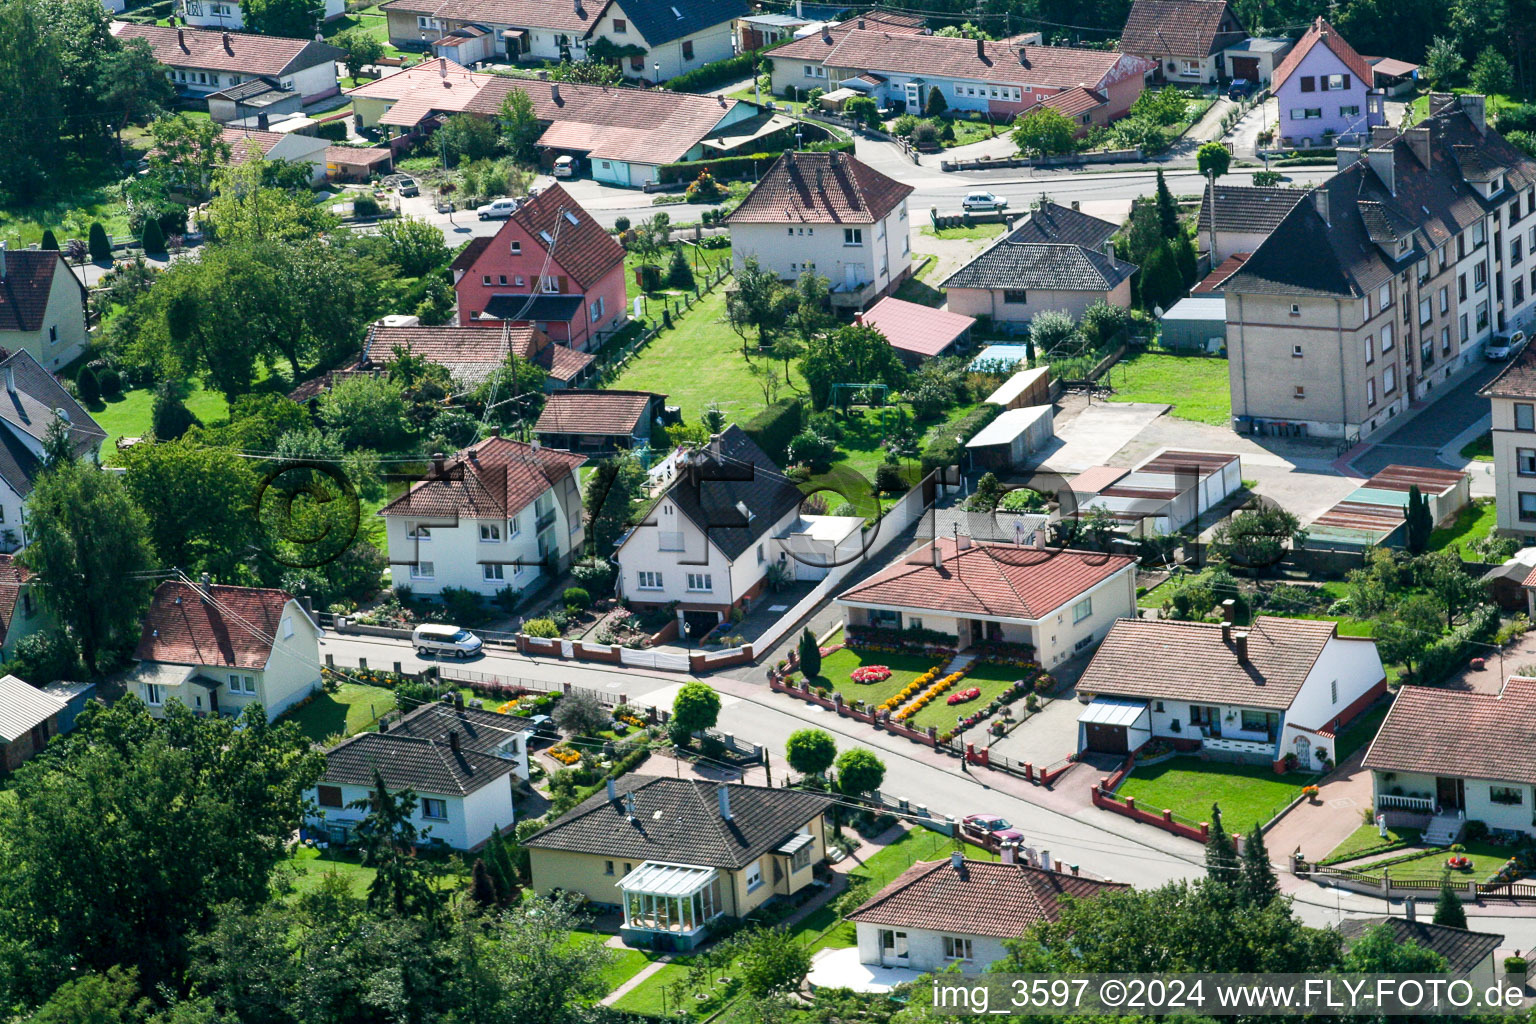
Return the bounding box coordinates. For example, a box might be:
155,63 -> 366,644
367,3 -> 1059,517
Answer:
1271,17 -> 1384,148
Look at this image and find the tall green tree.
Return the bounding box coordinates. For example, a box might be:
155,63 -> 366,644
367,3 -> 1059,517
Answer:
98,37 -> 174,144
1238,822 -> 1280,908
498,86 -> 542,160
734,926 -> 812,999
1197,141 -> 1231,179
796,628 -> 822,680
350,772 -> 444,920
119,438 -> 258,577
146,114 -> 231,204
1419,548 -> 1481,628
834,747 -> 885,795
1422,35 -> 1466,86
1205,804 -> 1240,888
672,682 -> 721,735
1012,104 -> 1076,156
0,0 -> 65,204
1433,878 -> 1468,927
240,0 -> 316,37
1373,593 -> 1442,677
726,256 -> 793,352
1154,168 -> 1180,238
798,323 -> 907,411
20,459 -> 154,674
1403,484 -> 1433,554
334,25 -> 385,81
583,454 -> 646,557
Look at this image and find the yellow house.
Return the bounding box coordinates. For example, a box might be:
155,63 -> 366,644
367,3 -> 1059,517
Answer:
524,775 -> 833,951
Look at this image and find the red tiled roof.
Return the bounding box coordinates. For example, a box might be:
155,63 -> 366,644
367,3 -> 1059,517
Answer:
1191,252 -> 1250,293
1033,86 -> 1108,118
836,539 -> 1135,621
846,858 -> 1127,938
858,295 -> 974,357
377,0 -> 610,34
726,150 -> 913,225
111,22 -> 343,76
1077,616 -> 1346,711
534,390 -> 656,437
0,250 -> 80,334
1484,341 -> 1536,399
503,184 -> 625,290
219,127 -> 285,163
451,236 -> 493,273
379,435 -> 585,519
135,582 -> 300,670
367,323 -> 593,384
1271,17 -> 1374,92
808,30 -> 1147,91
766,12 -> 928,61
325,145 -> 392,167
1119,0 -> 1247,60
1364,676 -> 1536,784
0,554 -> 32,638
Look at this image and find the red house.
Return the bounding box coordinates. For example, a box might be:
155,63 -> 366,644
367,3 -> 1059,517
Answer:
451,184 -> 627,352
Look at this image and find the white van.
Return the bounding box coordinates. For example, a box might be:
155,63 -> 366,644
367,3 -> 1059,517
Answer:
412,624 -> 484,658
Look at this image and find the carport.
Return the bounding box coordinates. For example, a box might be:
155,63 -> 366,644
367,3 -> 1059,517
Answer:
1077,697 -> 1151,755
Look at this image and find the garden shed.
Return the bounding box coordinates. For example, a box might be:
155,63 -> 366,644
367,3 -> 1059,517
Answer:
984,365 -> 1052,409
1158,296 -> 1228,352
965,405 -> 1055,470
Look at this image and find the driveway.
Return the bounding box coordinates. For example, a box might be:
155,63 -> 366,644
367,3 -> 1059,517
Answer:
1227,97 -> 1276,159
1262,750 -> 1373,863
977,692 -> 1082,767
1349,359 -> 1504,476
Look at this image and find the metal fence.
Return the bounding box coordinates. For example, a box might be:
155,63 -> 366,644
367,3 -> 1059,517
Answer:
590,264 -> 731,385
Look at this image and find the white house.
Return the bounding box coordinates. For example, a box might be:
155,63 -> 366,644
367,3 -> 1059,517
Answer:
834,851 -> 1126,983
1364,675 -> 1536,844
1481,344 -> 1536,540
615,426 -> 861,640
177,0 -> 344,30
1076,613 -> 1386,769
306,697 -> 531,850
129,579 -> 325,722
0,349 -> 106,550
833,538 -> 1137,667
379,436 -> 587,599
110,23 -> 345,104
725,150 -> 914,310
220,126 -> 332,183
0,245 -> 89,371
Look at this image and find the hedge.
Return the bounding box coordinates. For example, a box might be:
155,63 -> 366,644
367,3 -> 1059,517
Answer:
314,120 -> 349,142
656,140 -> 854,184
921,404 -> 1003,472
742,398 -> 803,465
663,50 -> 763,94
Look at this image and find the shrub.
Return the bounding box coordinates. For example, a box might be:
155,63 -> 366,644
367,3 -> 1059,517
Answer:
572,559 -> 616,593
97,366 -> 122,399
875,462 -> 908,492
787,429 -> 836,469
524,618 -> 559,638
845,95 -> 879,128
666,246 -> 694,290
75,366 -> 100,405
684,170 -> 725,202
563,586 -> 592,611
614,215 -> 630,233
7,630 -> 78,683
922,404 -> 1001,472
151,384 -> 199,440
439,586 -> 483,624
87,222 -> 111,263
39,229 -> 58,251
662,50 -> 761,93
741,399 -> 803,463
353,194 -> 381,217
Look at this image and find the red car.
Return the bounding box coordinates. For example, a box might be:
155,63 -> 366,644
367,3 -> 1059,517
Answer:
962,814 -> 1025,843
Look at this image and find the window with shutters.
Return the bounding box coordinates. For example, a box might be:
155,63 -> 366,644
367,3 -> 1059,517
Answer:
1364,335 -> 1374,364
1325,73 -> 1349,90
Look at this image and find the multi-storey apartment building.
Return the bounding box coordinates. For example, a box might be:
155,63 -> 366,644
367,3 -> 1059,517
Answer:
1225,93 -> 1536,440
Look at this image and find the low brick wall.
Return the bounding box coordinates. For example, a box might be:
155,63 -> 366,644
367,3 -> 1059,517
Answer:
1092,786 -> 1211,843
573,641 -> 623,665
690,645 -> 756,673
768,673 -> 936,745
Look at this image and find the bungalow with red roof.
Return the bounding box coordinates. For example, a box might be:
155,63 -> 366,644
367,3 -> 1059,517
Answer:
533,390 -> 665,452
857,296 -> 975,364
219,127 -> 331,183
1075,614 -> 1385,768
127,579 -> 325,721
833,538 -> 1137,666
379,436 -> 587,598
0,245 -> 88,371
1272,17 -> 1386,148
451,185 -> 627,351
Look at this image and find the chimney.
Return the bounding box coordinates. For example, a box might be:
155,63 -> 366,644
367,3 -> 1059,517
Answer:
177,27 -> 187,50
1367,146 -> 1396,196
222,31 -> 231,52
1335,146 -> 1361,170
1370,125 -> 1396,148
468,448 -> 478,463
1221,598 -> 1236,623
1071,200 -> 1080,211
931,541 -> 943,568
606,777 -> 617,801
1105,241 -> 1116,262
1460,93 -> 1487,134
199,571 -> 212,601
950,850 -> 964,870
454,691 -> 465,710
432,451 -> 445,474
1000,841 -> 1016,864
4,365 -> 14,394
624,792 -> 636,817
440,59 -> 448,78
448,729 -> 460,752
1405,896 -> 1417,921
857,17 -> 864,28
257,111 -> 269,130
1313,188 -> 1330,227
853,312 -> 863,324
718,785 -> 733,820
821,24 -> 831,42
1234,631 -> 1250,664
551,82 -> 561,102
976,36 -> 985,59
378,717 -> 388,732
1222,621 -> 1232,643
299,595 -> 313,614
1040,849 -> 1052,872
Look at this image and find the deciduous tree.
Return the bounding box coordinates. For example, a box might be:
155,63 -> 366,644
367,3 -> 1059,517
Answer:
672,681 -> 721,736
1012,104 -> 1075,156
834,747 -> 885,795
785,727 -> 836,777
119,438 -> 258,577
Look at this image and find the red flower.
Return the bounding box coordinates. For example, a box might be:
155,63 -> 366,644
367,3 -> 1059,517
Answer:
947,687 -> 982,705
851,665 -> 892,684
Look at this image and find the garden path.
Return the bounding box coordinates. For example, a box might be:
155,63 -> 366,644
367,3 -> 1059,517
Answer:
1262,750 -> 1372,863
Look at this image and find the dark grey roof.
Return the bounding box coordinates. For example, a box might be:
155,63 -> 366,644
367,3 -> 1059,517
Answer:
386,700 -> 533,755
1336,918 -> 1504,974
320,729 -> 517,797
1005,201 -> 1119,249
0,349 -> 105,458
1195,185 -> 1306,235
0,429 -> 41,498
662,424 -> 804,561
522,774 -> 833,869
207,76 -> 286,101
621,0 -> 749,46
942,242 -> 1138,292
482,294 -> 586,322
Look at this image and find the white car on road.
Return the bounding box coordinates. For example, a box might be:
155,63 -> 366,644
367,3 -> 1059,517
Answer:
476,197 -> 520,220
962,191 -> 1008,212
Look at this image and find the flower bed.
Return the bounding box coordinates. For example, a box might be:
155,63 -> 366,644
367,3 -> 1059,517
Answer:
894,667 -> 970,722
846,623 -> 958,659
851,665 -> 893,684
947,687 -> 981,705
548,745 -> 581,765
928,665 -> 1050,740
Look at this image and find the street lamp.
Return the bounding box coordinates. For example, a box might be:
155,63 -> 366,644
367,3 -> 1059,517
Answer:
654,62 -> 661,87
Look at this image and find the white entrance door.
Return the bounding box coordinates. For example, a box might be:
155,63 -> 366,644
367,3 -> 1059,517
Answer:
904,82 -> 921,109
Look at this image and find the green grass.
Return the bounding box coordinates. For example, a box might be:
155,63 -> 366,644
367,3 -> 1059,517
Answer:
1460,430 -> 1494,462
281,683 -> 396,744
1105,351 -> 1232,425
1333,703 -> 1389,761
797,646 -> 940,709
91,380 -> 234,457
624,244 -> 731,302
903,660 -> 1031,732
611,959 -> 739,1019
1320,823 -> 1423,866
1116,756 -> 1313,831
892,252 -> 942,307
846,825 -> 998,892
1428,498 -> 1497,553
920,221 -> 1005,240
564,928 -> 662,996
283,845 -> 378,897
1350,840 -> 1514,883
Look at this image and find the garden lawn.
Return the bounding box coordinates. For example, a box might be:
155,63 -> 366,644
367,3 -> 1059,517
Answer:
564,929 -> 663,996
798,646 -> 940,710
1429,498 -> 1497,552
608,289 -> 804,425
1350,841 -> 1512,883
1333,703 -> 1389,761
92,380 -> 234,456
624,244 -> 731,301
1106,352 -> 1231,425
902,660 -> 1032,732
284,846 -> 378,898
846,825 -> 998,892
1115,756 -> 1312,831
281,682 -> 396,743
892,253 -> 942,307
1320,823 -> 1422,865
611,959 -> 738,1019
920,222 -> 1005,240
1460,430 -> 1494,462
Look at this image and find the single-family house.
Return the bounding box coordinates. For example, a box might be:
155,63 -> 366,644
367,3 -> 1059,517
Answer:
0,554 -> 44,660
768,26 -> 1150,122
857,296 -> 975,364
616,426 -> 856,638
451,184 -> 627,350
1481,344 -> 1536,539
110,23 -> 345,105
1337,916 -> 1504,986
1364,674 -> 1536,843
1270,17 -> 1385,148
177,0 -> 344,30
0,245 -> 88,371
220,126 -> 331,183
0,350 -> 107,549
942,236 -> 1137,325
0,674 -> 69,770
1196,184 -> 1306,264
1006,200 -> 1120,250
840,851 -> 1127,977
726,150 -> 913,309
524,775 -> 834,950
379,436 -> 586,597
129,580 -> 325,722
1118,0 -> 1248,85
587,0 -> 749,82
375,322 -> 593,389
834,537 -> 1137,666
532,390 -> 664,452
1227,94 -> 1536,440
306,696 -> 531,850
1076,614 -> 1386,769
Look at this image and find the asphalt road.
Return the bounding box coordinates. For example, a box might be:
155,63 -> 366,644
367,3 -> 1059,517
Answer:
1351,358 -> 1504,476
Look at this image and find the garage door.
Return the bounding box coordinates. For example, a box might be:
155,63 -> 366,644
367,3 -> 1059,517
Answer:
1231,56 -> 1260,80
1083,723 -> 1129,754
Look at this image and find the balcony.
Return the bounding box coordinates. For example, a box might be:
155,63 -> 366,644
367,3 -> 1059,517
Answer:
535,508 -> 557,532
829,278 -> 878,309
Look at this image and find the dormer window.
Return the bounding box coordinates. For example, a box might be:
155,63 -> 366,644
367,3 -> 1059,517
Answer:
1494,175 -> 1505,195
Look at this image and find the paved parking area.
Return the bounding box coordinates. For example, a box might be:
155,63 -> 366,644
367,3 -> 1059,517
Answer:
1032,401 -> 1170,473
978,694 -> 1083,767
1350,359 -> 1503,476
